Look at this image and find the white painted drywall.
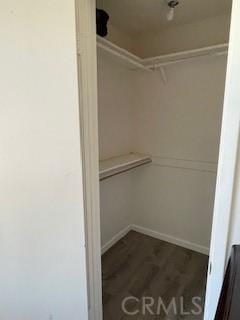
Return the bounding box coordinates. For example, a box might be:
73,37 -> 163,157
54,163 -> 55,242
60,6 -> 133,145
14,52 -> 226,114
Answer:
132,166 -> 217,251
104,14 -> 230,58
132,55 -> 227,251
132,57 -> 226,161
97,48 -> 227,252
106,24 -> 137,55
98,53 -> 134,160
97,54 -> 134,247
135,15 -> 231,58
100,172 -> 133,247
0,1 -> 88,319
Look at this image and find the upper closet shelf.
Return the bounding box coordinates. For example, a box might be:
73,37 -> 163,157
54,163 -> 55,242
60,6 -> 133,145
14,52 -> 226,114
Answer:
97,36 -> 228,71
99,153 -> 152,180
97,36 -> 152,72
143,43 -> 229,68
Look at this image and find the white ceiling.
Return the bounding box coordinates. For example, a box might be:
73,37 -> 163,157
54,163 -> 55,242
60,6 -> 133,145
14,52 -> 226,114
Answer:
97,0 -> 232,35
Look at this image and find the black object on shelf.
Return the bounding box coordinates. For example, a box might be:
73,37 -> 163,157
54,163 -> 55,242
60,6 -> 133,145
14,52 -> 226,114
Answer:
215,245 -> 240,319
96,9 -> 109,37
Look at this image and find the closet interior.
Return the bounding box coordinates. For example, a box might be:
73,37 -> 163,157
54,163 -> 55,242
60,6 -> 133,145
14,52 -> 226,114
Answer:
96,0 -> 232,318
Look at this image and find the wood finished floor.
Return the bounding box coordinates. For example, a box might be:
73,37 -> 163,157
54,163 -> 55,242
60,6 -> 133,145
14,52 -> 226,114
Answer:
102,231 -> 208,320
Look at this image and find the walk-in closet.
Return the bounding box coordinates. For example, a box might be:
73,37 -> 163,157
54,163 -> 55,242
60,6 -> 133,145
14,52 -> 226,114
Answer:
96,1 -> 232,318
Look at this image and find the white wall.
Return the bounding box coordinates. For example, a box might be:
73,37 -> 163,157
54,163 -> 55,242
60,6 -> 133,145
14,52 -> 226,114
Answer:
135,15 -> 231,58
98,53 -> 134,160
132,57 -> 226,161
0,1 -> 88,319
100,172 -> 132,248
132,55 -> 227,252
101,14 -> 230,58
106,24 -> 137,55
98,49 -> 227,253
97,54 -> 134,247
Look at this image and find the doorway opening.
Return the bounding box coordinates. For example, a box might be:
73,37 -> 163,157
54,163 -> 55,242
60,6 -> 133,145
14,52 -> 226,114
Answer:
79,0 -> 234,319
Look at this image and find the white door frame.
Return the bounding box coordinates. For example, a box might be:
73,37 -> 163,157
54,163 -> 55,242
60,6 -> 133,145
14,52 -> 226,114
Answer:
204,1 -> 240,319
76,0 -> 239,319
76,1 -> 103,320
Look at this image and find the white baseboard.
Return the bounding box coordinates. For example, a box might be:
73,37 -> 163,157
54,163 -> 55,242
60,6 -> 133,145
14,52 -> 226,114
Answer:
101,225 -> 131,255
101,224 -> 209,256
131,225 -> 209,255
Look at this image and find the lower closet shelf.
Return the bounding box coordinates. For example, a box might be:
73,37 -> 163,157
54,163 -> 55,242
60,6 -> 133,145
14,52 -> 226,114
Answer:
99,153 -> 152,180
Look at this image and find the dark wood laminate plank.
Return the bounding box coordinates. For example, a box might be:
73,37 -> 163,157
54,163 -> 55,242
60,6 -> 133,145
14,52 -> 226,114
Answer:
102,231 -> 208,320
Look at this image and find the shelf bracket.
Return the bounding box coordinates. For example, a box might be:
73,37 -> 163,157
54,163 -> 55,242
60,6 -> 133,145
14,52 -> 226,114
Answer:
160,66 -> 168,85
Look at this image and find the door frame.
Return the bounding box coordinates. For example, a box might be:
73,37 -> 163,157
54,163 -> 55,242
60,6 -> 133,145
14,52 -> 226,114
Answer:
76,1 -> 239,319
204,1 -> 240,319
76,1 -> 103,320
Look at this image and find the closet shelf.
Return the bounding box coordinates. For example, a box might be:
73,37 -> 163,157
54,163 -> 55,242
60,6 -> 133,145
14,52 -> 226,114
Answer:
97,36 -> 228,71
97,36 -> 152,72
99,153 -> 152,180
143,43 -> 229,68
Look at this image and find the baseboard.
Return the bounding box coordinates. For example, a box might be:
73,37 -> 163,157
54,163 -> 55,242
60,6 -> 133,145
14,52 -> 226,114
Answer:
101,224 -> 209,255
131,225 -> 209,255
101,225 -> 131,255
